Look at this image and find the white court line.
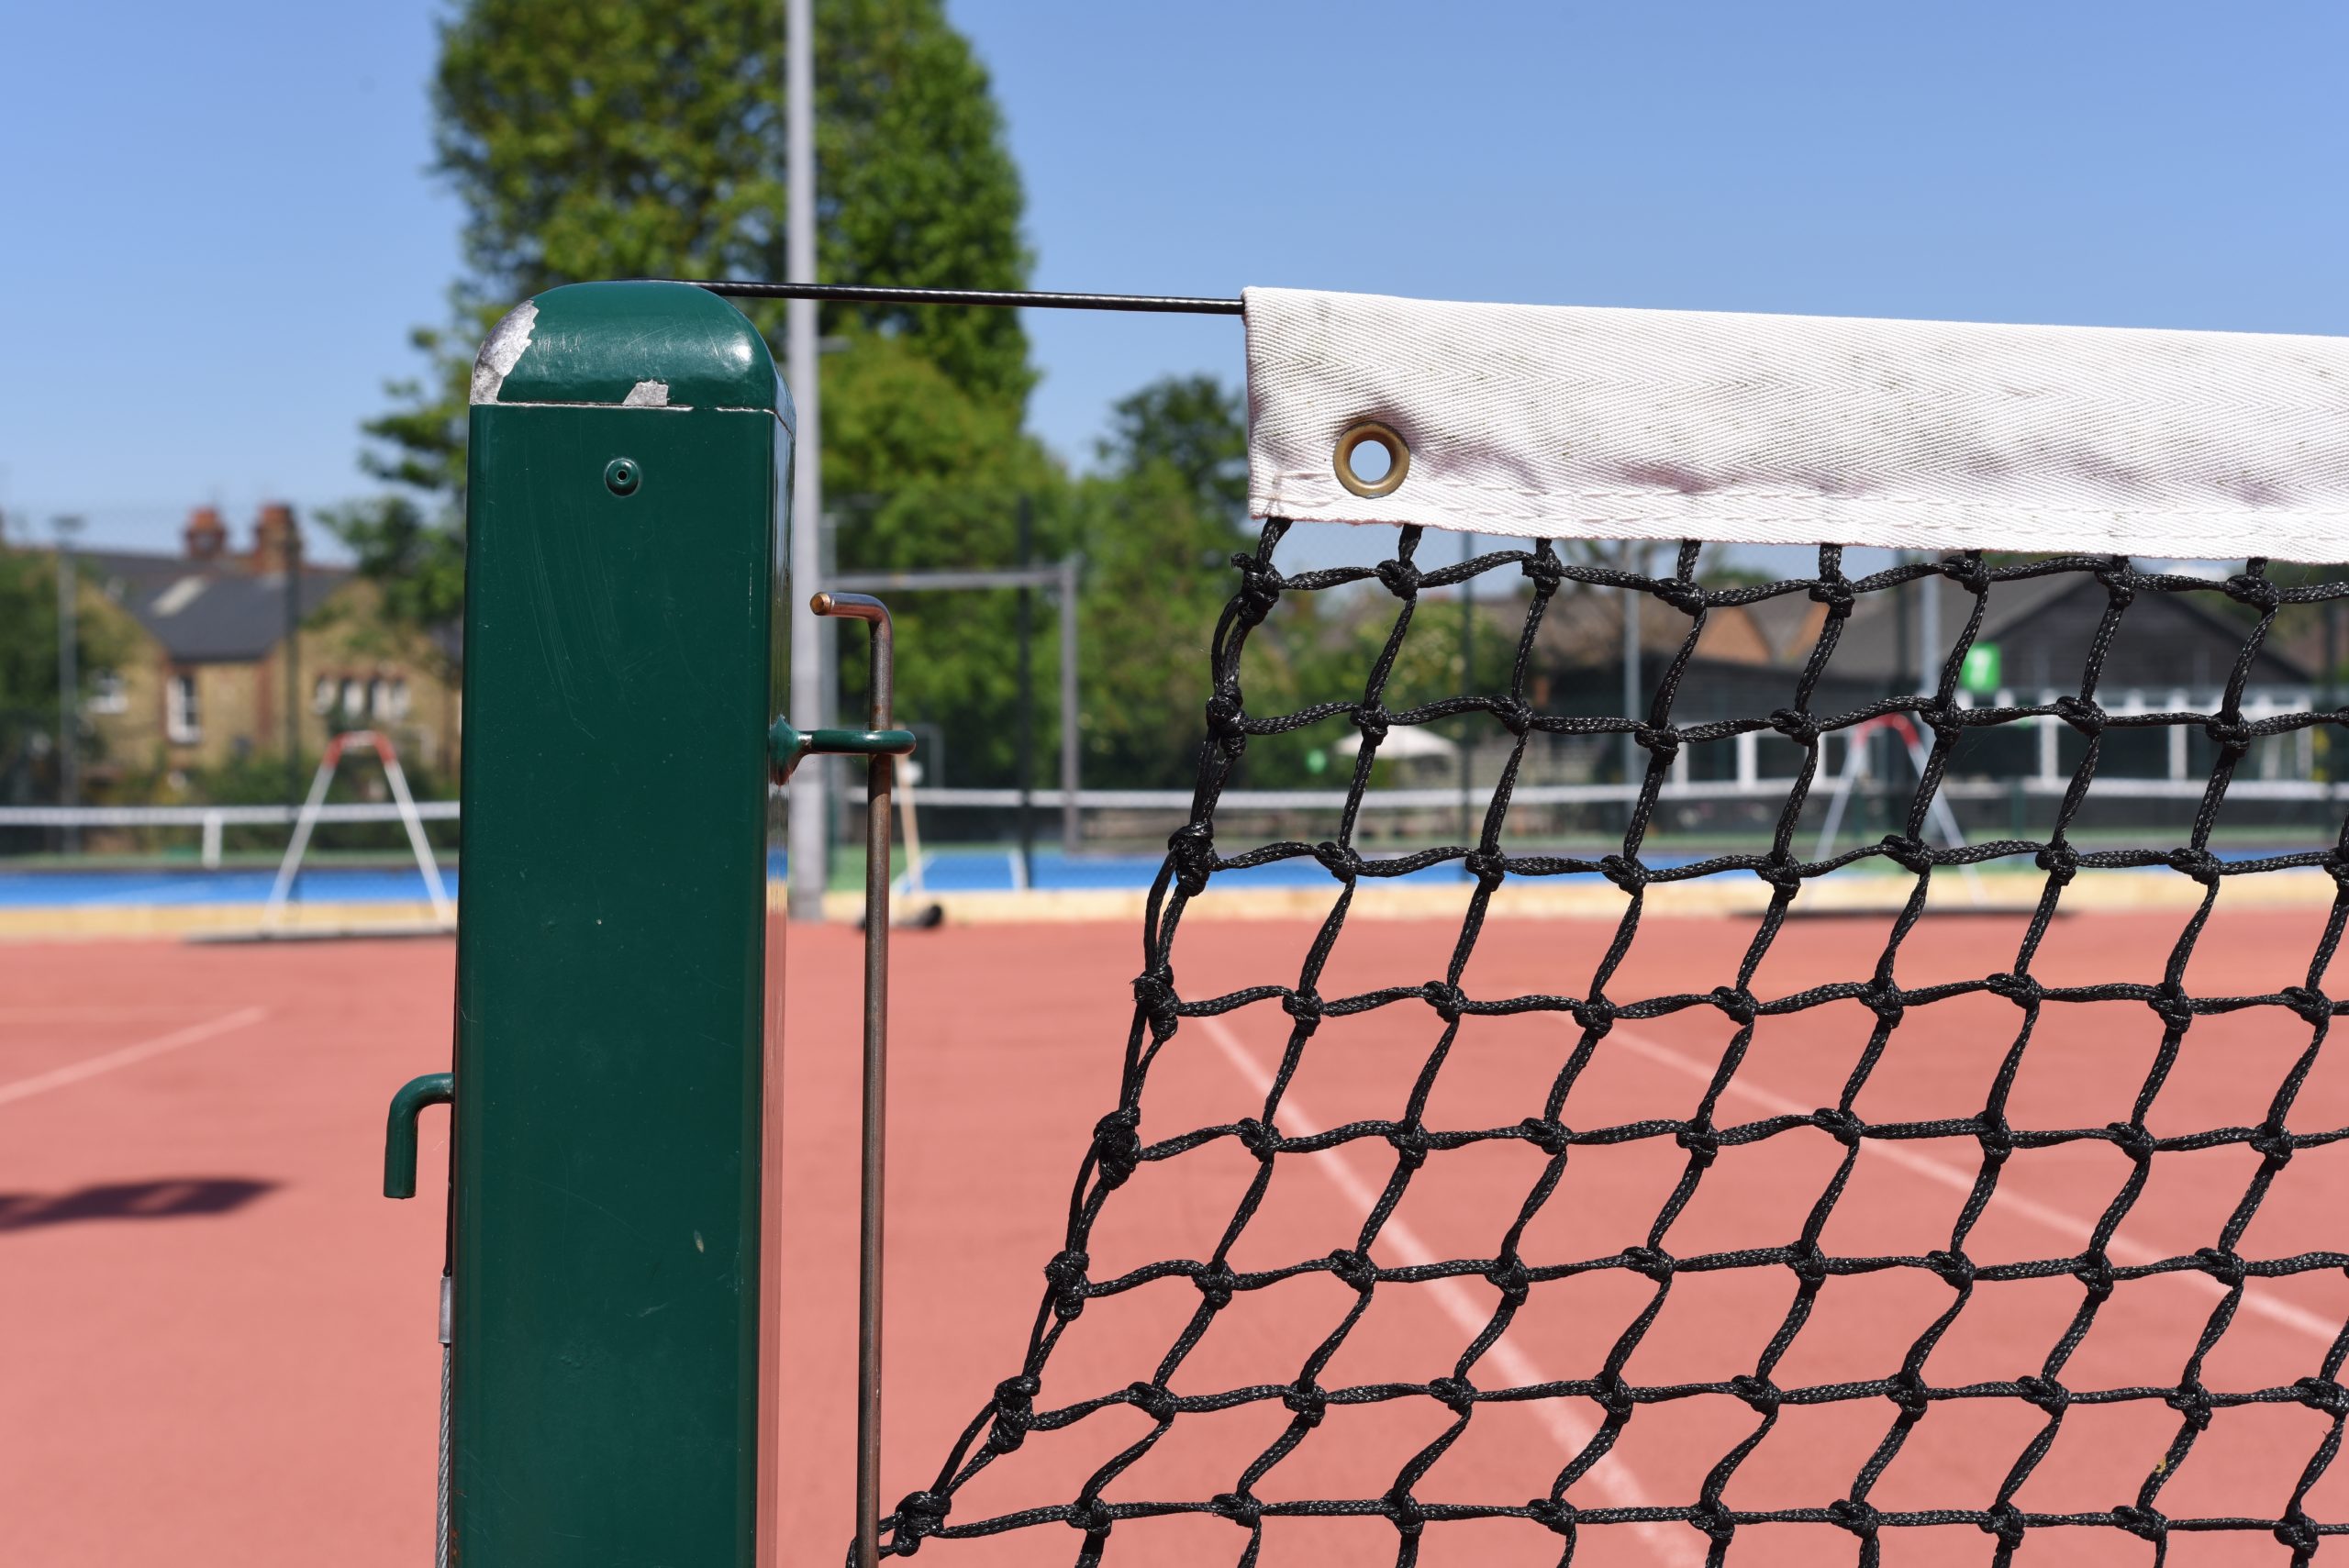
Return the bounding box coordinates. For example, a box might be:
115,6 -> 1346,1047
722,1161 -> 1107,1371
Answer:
1609,1026 -> 2343,1345
1200,1015 -> 1700,1567
0,1006 -> 269,1110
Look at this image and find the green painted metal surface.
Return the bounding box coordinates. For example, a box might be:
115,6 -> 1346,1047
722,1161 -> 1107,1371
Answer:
383,1072 -> 454,1199
455,281 -> 788,1564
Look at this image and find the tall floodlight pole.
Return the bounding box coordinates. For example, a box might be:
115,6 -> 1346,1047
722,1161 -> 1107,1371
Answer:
54,515 -> 83,854
785,0 -> 827,920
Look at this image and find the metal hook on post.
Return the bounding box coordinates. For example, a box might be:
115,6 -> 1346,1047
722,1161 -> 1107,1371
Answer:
771,592 -> 913,1568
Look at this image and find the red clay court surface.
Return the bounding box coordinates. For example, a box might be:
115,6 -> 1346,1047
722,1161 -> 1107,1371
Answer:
6,905 -> 2349,1565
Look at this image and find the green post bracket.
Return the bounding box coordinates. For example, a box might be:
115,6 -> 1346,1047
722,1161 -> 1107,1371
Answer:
768,715 -> 916,781
447,280 -> 791,1565
383,1073 -> 454,1199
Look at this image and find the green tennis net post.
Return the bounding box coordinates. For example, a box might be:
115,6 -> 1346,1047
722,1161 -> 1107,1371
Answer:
451,280 -> 791,1563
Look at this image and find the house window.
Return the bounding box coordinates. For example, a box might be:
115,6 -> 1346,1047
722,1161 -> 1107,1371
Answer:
342,677 -> 365,717
383,677 -> 412,720
313,676 -> 337,714
85,671 -> 128,715
167,673 -> 202,744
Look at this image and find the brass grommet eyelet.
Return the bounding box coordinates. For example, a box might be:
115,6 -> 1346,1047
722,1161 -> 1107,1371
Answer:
1333,421 -> 1410,499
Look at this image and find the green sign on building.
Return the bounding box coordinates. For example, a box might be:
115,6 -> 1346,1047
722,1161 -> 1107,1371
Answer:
1960,641 -> 2002,695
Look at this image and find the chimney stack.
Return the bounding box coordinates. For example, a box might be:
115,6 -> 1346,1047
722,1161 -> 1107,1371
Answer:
250,503 -> 300,575
184,506 -> 228,562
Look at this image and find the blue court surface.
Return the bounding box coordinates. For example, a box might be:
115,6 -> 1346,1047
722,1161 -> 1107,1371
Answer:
0,867 -> 465,910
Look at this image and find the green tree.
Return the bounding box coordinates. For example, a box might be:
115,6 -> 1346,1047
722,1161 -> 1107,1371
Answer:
336,0 -> 1036,647
0,539 -> 124,811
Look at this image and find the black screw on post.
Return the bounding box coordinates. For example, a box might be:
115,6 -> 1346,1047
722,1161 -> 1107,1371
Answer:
1015,496 -> 1036,893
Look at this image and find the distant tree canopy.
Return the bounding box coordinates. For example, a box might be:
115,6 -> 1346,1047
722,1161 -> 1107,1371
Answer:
0,539 -> 123,809
337,0 -> 1280,791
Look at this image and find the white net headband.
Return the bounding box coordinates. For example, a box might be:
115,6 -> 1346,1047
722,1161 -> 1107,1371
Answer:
1245,287 -> 2349,563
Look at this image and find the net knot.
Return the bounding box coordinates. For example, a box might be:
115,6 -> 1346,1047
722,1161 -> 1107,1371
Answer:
2018,1374 -> 2071,1414
1636,724 -> 1681,765
1384,1488 -> 1426,1540
1352,706 -> 1391,748
1809,576 -> 1857,616
1487,1256 -> 1533,1307
1209,1492 -> 1262,1529
2251,1120 -> 2297,1164
2275,1515 -> 2321,1557
1654,577 -> 1707,616
985,1375 -> 1041,1453
1728,1373 -> 1782,1416
1813,1106 -> 1865,1147
1089,1108 -> 1143,1189
889,1489 -> 951,1551
1769,708 -> 1822,746
1595,1371 -> 1639,1417
1126,1380 -> 1178,1423
1622,1245 -> 1675,1284
1192,1261 -> 1239,1309
1526,1497 -> 1577,1536
1675,1123 -> 1720,1168
2202,717 -> 2254,756
1927,1249 -> 1976,1288
1231,554 -> 1285,627
1203,690 -> 1247,755
1863,980 -> 1908,1024
1888,1367 -> 1931,1417
1043,1250 -> 1090,1320
1685,1498 -> 1736,1545
1943,553 -> 1991,595
1598,854 -> 1648,893
2226,572 -> 2282,611
2294,1376 -> 2349,1415
2053,695 -> 2105,737
2095,562 -> 2139,606
2105,1120 -> 2156,1162
2145,984 -> 2195,1029
1987,972 -> 2043,1008
1166,822 -> 1217,895
1464,848 -> 1507,886
1386,1121 -> 1433,1171
1281,989 -> 1324,1031
1787,1239 -> 1830,1286
1284,1384 -> 1330,1426
1328,1249 -> 1378,1294
1311,840 -> 1362,881
2329,851 -> 2349,892
1880,834 -> 1934,873
1131,970 -> 1179,1037
1235,1118 -> 1282,1162
1519,550 -> 1564,589
1066,1497 -> 1114,1537
1828,1498 -> 1883,1539
1375,557 -> 1420,599
1710,986 -> 1759,1025
1519,1117 -> 1571,1157
1921,700 -> 1965,741
2075,1252 -> 2117,1299
2282,986 -> 2333,1027
2165,1380 -> 2215,1431
2034,842 -> 2079,884
1575,995 -> 1618,1038
1976,1116 -> 2016,1162
1428,1375 -> 1478,1415
2193,1248 -> 2246,1288
2165,846 -> 2222,886
1422,979 -> 1466,1022
2113,1505 -> 2167,1543
1753,852 -> 1804,893
1493,696 -> 1536,737
1979,1503 -> 2027,1548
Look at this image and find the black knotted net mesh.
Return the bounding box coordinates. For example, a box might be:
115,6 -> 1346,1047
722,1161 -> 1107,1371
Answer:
876,524 -> 2349,1566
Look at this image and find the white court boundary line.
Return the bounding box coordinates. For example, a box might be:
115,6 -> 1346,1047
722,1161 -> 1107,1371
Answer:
1199,1015 -> 1699,1566
1609,1026 -> 2343,1345
0,1006 -> 268,1110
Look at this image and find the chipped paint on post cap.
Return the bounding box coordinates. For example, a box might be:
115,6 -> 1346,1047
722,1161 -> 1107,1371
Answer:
471,281 -> 790,424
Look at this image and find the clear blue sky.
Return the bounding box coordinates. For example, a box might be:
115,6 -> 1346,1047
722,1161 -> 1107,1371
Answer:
4,1 -> 2344,563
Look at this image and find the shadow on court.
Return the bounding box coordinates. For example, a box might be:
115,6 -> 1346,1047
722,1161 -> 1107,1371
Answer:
0,1177 -> 273,1233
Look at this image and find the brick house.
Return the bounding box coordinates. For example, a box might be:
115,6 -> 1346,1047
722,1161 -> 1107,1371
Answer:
72,506 -> 461,793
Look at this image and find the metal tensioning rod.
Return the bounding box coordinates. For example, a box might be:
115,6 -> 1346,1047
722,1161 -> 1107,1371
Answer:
681,279 -> 1245,316
812,590 -> 899,1568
